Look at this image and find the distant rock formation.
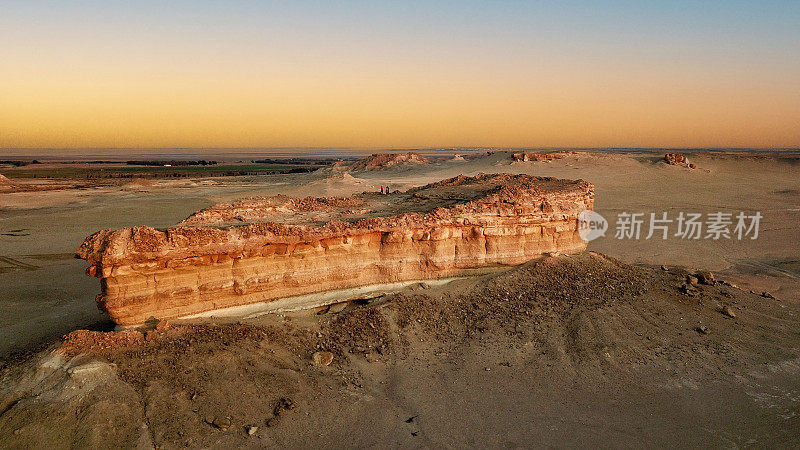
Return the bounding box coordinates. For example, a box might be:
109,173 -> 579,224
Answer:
76,173 -> 594,326
512,151 -> 582,162
663,153 -> 696,168
349,152 -> 429,170
0,173 -> 74,193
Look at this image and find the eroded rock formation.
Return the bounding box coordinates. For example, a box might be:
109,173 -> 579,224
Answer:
664,153 -> 696,168
512,150 -> 582,162
348,152 -> 429,170
77,174 -> 594,326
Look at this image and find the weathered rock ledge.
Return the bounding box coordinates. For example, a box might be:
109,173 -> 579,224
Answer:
512,150 -> 582,162
76,173 -> 594,326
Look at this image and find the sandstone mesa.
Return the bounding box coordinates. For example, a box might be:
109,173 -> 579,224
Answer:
512,150 -> 582,162
76,173 -> 594,326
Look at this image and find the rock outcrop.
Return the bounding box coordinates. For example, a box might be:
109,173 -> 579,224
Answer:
512,151 -> 582,162
664,153 -> 696,168
349,152 -> 429,170
76,174 -> 594,326
0,174 -> 15,192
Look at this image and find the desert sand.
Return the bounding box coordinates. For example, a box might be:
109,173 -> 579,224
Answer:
2,151 -> 798,354
1,151 -> 799,447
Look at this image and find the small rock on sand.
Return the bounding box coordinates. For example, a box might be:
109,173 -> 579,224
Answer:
212,417 -> 231,431
722,306 -> 736,318
696,325 -> 710,335
695,271 -> 715,285
312,351 -> 334,366
247,426 -> 258,436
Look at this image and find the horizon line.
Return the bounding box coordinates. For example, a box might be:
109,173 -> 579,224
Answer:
2,146 -> 800,152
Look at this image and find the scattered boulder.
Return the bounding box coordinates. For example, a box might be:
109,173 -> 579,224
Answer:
664,153 -> 694,168
312,351 -> 334,366
761,291 -> 776,299
686,275 -> 699,287
205,417 -> 231,431
695,271 -> 715,285
696,325 -> 710,335
721,306 -> 737,318
213,417 -> 231,431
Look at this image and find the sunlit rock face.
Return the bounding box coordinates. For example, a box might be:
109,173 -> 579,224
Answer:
77,174 -> 594,326
512,150 -> 582,162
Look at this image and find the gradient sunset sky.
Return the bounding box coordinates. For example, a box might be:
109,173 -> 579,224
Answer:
2,1 -> 799,149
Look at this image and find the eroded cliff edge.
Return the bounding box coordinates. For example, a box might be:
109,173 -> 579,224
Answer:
76,173 -> 594,326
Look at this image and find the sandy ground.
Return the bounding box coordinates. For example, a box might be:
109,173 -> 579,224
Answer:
1,151 -> 800,447
1,253 -> 799,448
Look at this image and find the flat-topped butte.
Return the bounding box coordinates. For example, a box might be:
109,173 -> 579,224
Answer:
77,173 -> 594,326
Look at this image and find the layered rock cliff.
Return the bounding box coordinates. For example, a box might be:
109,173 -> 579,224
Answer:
512,150 -> 582,162
76,174 -> 594,326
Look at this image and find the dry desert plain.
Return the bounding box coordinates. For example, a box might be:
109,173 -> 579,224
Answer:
1,150 -> 800,448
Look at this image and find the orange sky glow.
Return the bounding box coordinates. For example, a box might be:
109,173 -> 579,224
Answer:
2,1 -> 799,149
